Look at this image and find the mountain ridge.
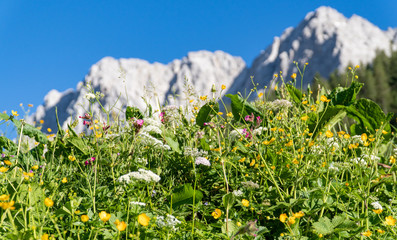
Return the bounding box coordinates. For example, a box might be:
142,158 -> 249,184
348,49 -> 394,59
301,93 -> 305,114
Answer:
30,6 -> 397,132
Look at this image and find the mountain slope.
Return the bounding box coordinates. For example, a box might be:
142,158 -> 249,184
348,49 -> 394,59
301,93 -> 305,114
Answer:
30,6 -> 396,132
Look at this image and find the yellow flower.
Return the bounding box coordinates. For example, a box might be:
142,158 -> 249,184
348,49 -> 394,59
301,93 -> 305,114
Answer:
377,229 -> 385,234
301,115 -> 308,121
44,198 -> 54,207
292,211 -> 305,218
0,201 -> 15,210
81,215 -> 89,222
221,84 -> 226,90
3,160 -> 12,166
362,230 -> 371,237
28,104 -> 33,107
385,216 -> 396,226
320,95 -> 330,103
279,213 -> 288,223
291,73 -> 297,79
138,213 -> 150,226
390,156 -> 396,164
382,130 -> 388,134
0,194 -> 10,201
355,65 -> 360,69
41,234 -> 49,240
226,112 -> 233,118
0,167 -> 9,173
47,128 -> 52,133
249,159 -> 255,167
258,92 -> 263,98
288,216 -> 296,225
274,74 -> 278,78
68,155 -> 76,161
99,211 -> 111,222
61,177 -> 67,183
31,165 -> 39,170
292,158 -> 299,164
115,219 -> 127,231
217,112 -> 223,116
270,166 -> 276,170
11,110 -> 19,117
373,209 -> 383,214
325,130 -> 333,138
241,199 -> 249,207
40,120 -> 44,124
199,95 -> 207,101
211,209 -> 222,219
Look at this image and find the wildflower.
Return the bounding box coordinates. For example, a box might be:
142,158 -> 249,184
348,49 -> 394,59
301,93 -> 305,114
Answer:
270,166 -> 275,170
31,165 -> 39,170
291,73 -> 297,79
325,130 -> 333,138
81,215 -> 89,222
4,160 -> 11,166
288,216 -> 296,225
292,158 -> 299,164
241,181 -> 259,189
211,209 -> 222,219
40,120 -> 44,124
382,130 -> 388,134
355,65 -> 360,69
199,95 -> 207,101
195,157 -> 211,166
115,219 -> 127,231
371,201 -> 383,210
320,95 -> 330,103
362,230 -> 371,237
0,194 -> 9,201
11,110 -> 18,117
269,99 -> 292,109
232,189 -> 243,197
292,211 -> 304,218
138,213 -> 150,226
84,93 -> 96,100
41,234 -> 49,240
377,229 -> 385,234
1,166 -> 9,173
99,211 -> 111,222
244,113 -> 254,122
385,216 -> 396,226
227,112 -> 233,118
61,177 -> 67,183
130,201 -> 146,206
44,198 -> 54,207
156,214 -> 181,230
241,199 -> 249,207
373,209 -> 383,214
301,115 -> 309,121
258,92 -> 263,98
118,169 -> 160,184
0,201 -> 15,210
390,156 -> 396,164
279,213 -> 288,223
221,84 -> 226,90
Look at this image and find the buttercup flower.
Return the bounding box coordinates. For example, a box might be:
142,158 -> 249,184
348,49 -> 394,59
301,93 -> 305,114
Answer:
279,213 -> 288,223
115,219 -> 127,231
385,216 -> 396,226
99,211 -> 111,222
211,209 -> 222,219
138,213 -> 150,226
241,199 -> 249,207
81,215 -> 89,222
44,198 -> 54,207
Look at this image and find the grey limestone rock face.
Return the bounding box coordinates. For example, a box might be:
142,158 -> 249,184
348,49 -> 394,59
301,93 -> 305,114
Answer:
30,6 -> 396,133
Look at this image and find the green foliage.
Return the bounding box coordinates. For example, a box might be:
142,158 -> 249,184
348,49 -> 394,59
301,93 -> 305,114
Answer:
195,101 -> 219,127
225,94 -> 263,123
171,183 -> 203,209
125,106 -> 143,120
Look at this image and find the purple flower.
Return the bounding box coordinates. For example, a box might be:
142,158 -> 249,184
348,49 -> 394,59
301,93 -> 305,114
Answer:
79,113 -> 91,120
84,160 -> 91,166
244,113 -> 254,122
242,128 -> 252,139
1,154 -> 5,158
256,116 -> 262,126
91,157 -> 96,161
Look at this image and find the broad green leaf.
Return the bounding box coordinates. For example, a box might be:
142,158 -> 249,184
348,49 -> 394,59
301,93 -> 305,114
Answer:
312,216 -> 334,235
0,113 -> 10,121
196,101 -> 219,128
0,136 -> 17,152
126,106 -> 143,120
171,184 -> 203,208
222,221 -> 238,236
346,98 -> 390,135
11,119 -> 49,144
222,193 -> 235,211
200,138 -> 210,151
66,136 -> 89,155
328,81 -> 363,106
225,94 -> 263,123
285,84 -> 304,108
164,136 -> 181,154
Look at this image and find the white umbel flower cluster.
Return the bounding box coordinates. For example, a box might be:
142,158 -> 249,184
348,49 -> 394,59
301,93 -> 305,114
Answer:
139,132 -> 171,150
84,93 -> 96,101
371,201 -> 383,210
195,157 -> 211,166
118,169 -> 161,183
184,147 -> 208,158
156,214 -> 181,230
269,99 -> 292,109
232,189 -> 244,197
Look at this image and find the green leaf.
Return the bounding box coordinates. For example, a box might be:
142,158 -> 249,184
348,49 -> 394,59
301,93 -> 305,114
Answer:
0,136 -> 17,152
126,106 -> 143,120
196,101 -> 219,128
200,138 -> 210,151
346,98 -> 390,135
66,136 -> 89,155
328,81 -> 363,106
171,184 -> 203,208
0,113 -> 10,121
225,94 -> 263,123
285,84 -> 304,108
312,216 -> 335,235
222,221 -> 238,236
11,119 -> 49,144
222,193 -> 235,211
164,136 -> 181,154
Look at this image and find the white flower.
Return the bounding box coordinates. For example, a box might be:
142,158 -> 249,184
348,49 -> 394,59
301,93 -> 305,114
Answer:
143,117 -> 162,128
232,189 -> 243,197
241,181 -> 259,189
253,127 -> 268,136
139,132 -> 171,150
141,125 -> 162,135
156,214 -> 181,230
136,157 -> 148,165
371,201 -> 383,210
184,147 -> 208,158
270,99 -> 292,109
195,157 -> 211,166
84,93 -> 96,100
230,129 -> 245,140
351,157 -> 367,166
130,201 -> 146,206
328,162 -> 339,171
118,168 -> 161,183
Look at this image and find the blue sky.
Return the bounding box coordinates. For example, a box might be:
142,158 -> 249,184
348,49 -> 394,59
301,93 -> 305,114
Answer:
1,0 -> 396,129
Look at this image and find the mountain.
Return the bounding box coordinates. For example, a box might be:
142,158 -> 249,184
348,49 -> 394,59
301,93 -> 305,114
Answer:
30,6 -> 397,132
